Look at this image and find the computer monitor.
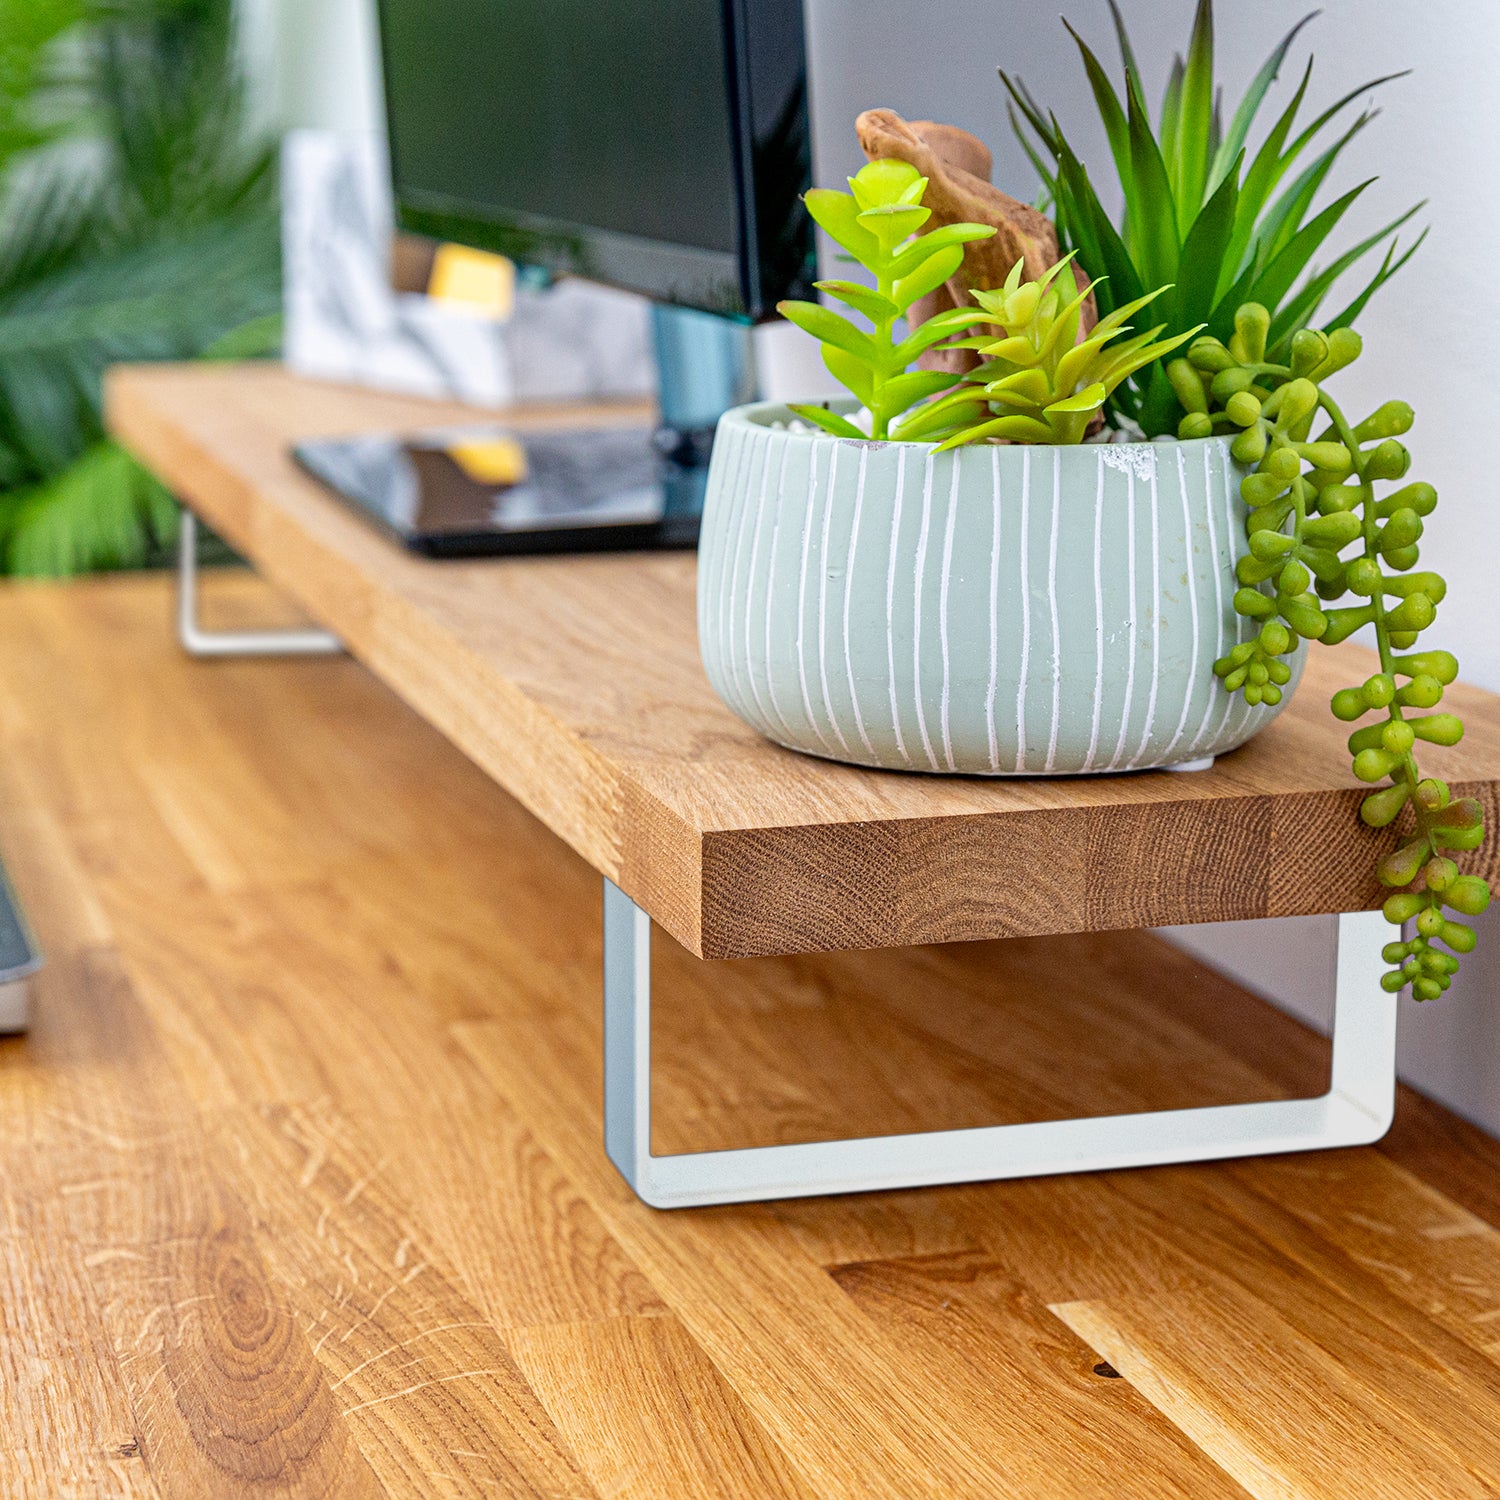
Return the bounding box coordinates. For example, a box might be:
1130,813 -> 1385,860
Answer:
375,0 -> 815,322
295,0 -> 815,558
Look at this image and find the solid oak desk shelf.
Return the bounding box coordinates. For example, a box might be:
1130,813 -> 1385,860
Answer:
108,363 -> 1500,1206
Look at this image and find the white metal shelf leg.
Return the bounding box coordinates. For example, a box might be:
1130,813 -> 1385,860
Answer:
176,507 -> 342,658
0,980 -> 28,1034
602,880 -> 1398,1210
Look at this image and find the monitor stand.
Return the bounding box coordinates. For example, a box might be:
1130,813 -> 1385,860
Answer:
290,304 -> 755,559
650,302 -> 757,454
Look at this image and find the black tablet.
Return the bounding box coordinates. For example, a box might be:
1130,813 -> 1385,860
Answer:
292,424 -> 706,558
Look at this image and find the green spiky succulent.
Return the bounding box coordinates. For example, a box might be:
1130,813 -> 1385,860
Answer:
896,254 -> 1198,449
775,159 -> 995,441
1177,304 -> 1490,999
1004,0 -> 1426,437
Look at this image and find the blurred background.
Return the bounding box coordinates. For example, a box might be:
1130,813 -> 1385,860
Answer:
5,0 -> 1496,1125
0,0 -> 278,577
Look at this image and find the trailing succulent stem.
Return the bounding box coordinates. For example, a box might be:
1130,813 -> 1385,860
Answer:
1176,305 -> 1491,998
776,160 -> 995,440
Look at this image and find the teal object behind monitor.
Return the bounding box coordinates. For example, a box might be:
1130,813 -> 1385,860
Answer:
652,306 -> 756,436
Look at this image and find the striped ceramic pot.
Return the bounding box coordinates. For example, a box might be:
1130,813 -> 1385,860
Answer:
696,400 -> 1306,777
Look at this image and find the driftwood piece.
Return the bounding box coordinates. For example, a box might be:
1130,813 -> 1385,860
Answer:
855,109 -> 1092,375
857,109 -> 1060,285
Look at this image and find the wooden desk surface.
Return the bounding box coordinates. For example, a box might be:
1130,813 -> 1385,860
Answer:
107,363 -> 1500,958
4,571 -> 1500,1498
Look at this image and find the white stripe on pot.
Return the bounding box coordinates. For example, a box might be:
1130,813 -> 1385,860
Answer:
911,452 -> 940,771
841,444 -> 876,760
1105,463 -> 1139,771
723,427 -> 765,718
815,441 -> 852,755
698,422 -> 734,681
885,446 -> 913,767
761,437 -> 799,745
738,430 -> 778,734
1128,457 -> 1163,767
938,456 -> 962,772
1014,446 -> 1033,773
1161,446 -> 1204,764
1043,447 -> 1064,773
986,445 -> 1002,772
1186,440 -> 1228,757
1225,440 -> 1262,747
795,441 -> 836,755
717,426 -> 756,717
1208,438 -> 1243,748
1083,450 -> 1107,771
1230,438 -> 1266,747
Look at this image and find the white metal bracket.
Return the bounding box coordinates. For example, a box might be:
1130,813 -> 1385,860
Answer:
0,860 -> 40,1037
602,879 -> 1397,1209
176,507 -> 342,658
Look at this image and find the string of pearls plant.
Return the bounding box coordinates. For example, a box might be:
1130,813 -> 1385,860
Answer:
778,147 -> 1489,1001
1172,305 -> 1491,999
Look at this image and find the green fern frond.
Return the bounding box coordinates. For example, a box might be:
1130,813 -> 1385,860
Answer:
0,0 -> 280,575
0,440 -> 176,576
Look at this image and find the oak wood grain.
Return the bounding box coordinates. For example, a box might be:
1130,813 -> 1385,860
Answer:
510,1316 -> 819,1500
105,363 -> 1500,958
241,1098 -> 590,1498
0,1008 -> 159,1500
1055,1286 -> 1500,1500
5,571 -> 1500,1497
831,1253 -> 1251,1499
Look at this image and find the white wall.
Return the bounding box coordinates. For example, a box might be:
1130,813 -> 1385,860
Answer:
248,0 -> 1500,1133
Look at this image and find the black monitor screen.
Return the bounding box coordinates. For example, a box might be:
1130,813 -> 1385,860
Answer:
377,0 -> 814,319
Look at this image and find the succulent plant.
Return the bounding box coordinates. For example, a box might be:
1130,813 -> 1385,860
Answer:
775,110 -> 1483,1005
897,254 -> 1197,448
775,160 -> 995,441
1004,0 -> 1426,437
1177,305 -> 1490,999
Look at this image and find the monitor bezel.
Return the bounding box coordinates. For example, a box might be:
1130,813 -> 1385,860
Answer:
375,0 -> 816,322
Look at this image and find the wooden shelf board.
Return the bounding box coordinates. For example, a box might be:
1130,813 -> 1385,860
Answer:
107,362 -> 1500,958
4,571 -> 1500,1498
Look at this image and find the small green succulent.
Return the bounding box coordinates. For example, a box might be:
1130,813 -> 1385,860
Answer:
896,254 -> 1198,448
1176,304 -> 1490,998
775,159 -> 996,441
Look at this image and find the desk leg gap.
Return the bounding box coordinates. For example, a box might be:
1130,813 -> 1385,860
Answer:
602,880 -> 1397,1210
175,507 -> 343,659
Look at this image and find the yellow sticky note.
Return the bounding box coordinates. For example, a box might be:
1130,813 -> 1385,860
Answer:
447,438 -> 528,486
428,244 -> 515,320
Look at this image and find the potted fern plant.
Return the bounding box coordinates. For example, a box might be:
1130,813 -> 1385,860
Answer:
697,0 -> 1489,1001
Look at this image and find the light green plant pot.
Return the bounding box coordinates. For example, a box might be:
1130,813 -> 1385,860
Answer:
697,400 -> 1305,776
